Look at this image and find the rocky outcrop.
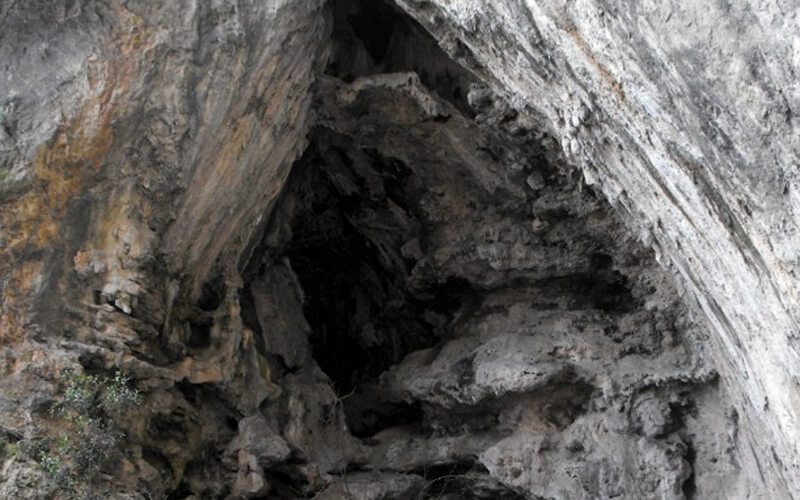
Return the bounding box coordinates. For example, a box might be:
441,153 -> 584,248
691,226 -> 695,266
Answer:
0,0 -> 796,498
0,0 -> 329,497
390,1 -> 800,495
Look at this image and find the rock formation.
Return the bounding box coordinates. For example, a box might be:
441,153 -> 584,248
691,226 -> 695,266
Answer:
0,0 -> 796,498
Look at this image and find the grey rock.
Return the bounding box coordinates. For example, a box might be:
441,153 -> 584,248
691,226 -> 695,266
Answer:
393,0 -> 800,495
228,415 -> 291,468
0,0 -> 795,498
314,472 -> 426,500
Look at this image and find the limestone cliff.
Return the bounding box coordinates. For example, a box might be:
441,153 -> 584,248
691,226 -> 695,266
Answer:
0,0 -> 796,498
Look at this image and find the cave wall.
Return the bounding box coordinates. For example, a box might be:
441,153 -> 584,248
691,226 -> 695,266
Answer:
299,67 -> 725,498
389,0 -> 800,495
0,0 -> 329,497
0,0 -> 797,498
0,0 -> 328,331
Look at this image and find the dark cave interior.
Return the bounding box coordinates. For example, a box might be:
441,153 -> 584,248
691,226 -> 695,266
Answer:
277,141 -> 464,395
239,0 -> 494,444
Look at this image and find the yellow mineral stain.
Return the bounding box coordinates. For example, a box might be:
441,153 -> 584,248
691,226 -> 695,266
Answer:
0,2 -> 152,340
567,26 -> 627,103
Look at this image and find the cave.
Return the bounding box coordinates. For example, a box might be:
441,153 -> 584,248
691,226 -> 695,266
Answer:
1,0 -> 792,498
231,1 -> 719,497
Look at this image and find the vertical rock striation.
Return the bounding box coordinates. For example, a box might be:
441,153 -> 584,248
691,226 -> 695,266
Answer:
390,0 -> 800,496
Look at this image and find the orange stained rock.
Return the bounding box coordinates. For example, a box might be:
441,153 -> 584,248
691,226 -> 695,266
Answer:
0,2 -> 153,340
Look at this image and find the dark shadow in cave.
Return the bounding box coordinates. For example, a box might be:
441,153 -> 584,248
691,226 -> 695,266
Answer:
276,139 -> 468,396
234,0 -> 493,443
235,135 -> 486,440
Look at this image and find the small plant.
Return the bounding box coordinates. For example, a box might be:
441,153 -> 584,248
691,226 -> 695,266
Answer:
102,371 -> 144,415
39,450 -> 64,479
40,369 -> 142,499
1,438 -> 19,458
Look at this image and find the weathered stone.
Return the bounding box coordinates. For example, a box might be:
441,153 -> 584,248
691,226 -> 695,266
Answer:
392,0 -> 800,495
0,0 -> 796,498
228,415 -> 291,468
313,472 -> 426,500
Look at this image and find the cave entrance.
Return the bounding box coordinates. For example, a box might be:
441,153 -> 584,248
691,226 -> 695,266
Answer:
224,0 -> 714,497
238,0 -> 640,437
277,139 -> 460,394
238,0 -> 488,435
232,3 -> 469,456
242,129 -> 475,437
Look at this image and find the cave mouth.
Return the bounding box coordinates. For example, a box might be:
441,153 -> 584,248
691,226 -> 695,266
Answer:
237,0 -> 642,440
228,0 -> 706,497
279,142 -> 462,394
236,0 -> 501,445
244,131 -> 478,438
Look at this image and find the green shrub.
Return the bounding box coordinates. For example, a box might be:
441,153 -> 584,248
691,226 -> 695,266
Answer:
40,369 -> 142,499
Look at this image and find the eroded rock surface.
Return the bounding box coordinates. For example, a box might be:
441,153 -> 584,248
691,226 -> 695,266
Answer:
0,0 -> 795,498
391,0 -> 800,495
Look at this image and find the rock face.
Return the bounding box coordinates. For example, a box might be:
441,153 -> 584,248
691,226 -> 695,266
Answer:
0,0 -> 796,499
389,1 -> 800,496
